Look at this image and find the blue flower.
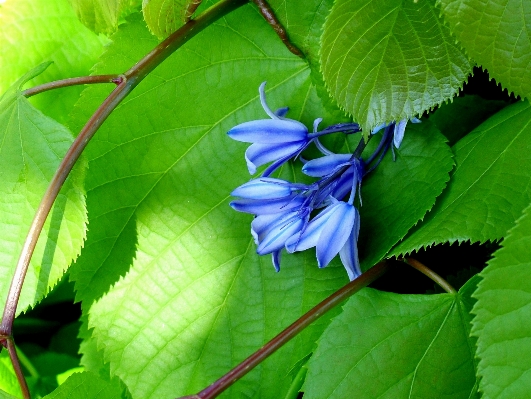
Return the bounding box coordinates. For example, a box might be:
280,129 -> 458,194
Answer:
285,199 -> 361,280
227,82 -> 313,176
371,117 -> 421,149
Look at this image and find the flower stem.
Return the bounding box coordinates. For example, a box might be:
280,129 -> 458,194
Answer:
405,257 -> 457,294
0,0 -> 248,369
176,261 -> 390,399
21,75 -> 121,98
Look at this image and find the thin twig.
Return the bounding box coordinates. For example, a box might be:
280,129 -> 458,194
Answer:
6,338 -> 30,399
177,261 -> 390,399
21,75 -> 121,98
405,257 -> 457,294
251,0 -> 304,57
0,0 -> 249,390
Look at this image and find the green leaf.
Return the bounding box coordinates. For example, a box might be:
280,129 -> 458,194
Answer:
0,351 -> 20,399
41,371 -> 124,399
304,286 -> 478,398
143,0 -> 199,38
391,101 -> 531,256
320,0 -> 472,132
0,0 -> 107,123
0,67 -> 87,316
69,0 -> 142,35
439,0 -> 531,100
68,10 -> 347,399
429,95 -> 507,146
359,120 -> 454,269
472,203 -> 531,398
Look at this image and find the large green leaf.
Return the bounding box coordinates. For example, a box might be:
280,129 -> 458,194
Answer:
68,9 -> 348,399
358,121 -> 453,269
0,0 -> 107,123
440,0 -> 531,100
41,372 -> 124,399
0,67 -> 87,315
472,203 -> 531,398
391,101 -> 531,256
320,0 -> 472,132
304,283 -> 479,398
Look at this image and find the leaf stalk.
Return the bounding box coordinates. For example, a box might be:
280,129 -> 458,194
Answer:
405,257 -> 457,294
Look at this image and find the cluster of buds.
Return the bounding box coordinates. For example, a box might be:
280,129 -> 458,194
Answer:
227,83 -> 419,280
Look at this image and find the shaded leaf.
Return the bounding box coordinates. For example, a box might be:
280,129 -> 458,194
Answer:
472,202 -> 531,398
304,285 -> 478,398
359,120 -> 454,269
391,101 -> 531,256
440,0 -> 531,99
0,66 -> 87,315
320,0 -> 472,132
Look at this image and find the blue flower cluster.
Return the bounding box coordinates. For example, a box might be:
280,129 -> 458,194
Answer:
227,82 -> 418,280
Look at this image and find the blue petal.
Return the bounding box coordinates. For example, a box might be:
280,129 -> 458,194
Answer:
252,212 -> 286,243
339,208 -> 361,280
245,140 -> 306,175
393,119 -> 408,148
231,178 -> 296,199
227,119 -> 308,143
284,203 -> 337,253
230,194 -> 305,215
272,250 -> 282,272
371,122 -> 388,135
316,202 -> 355,268
302,154 -> 351,177
330,166 -> 355,200
257,212 -> 306,255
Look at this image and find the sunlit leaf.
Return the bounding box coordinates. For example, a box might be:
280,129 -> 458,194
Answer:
143,0 -> 200,38
0,0 -> 107,123
0,66 -> 87,315
69,0 -> 142,35
0,351 -> 20,399
41,372 -> 124,399
320,0 -> 472,132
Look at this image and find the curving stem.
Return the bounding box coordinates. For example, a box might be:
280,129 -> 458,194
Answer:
176,261 -> 390,399
405,257 -> 457,294
0,0 -> 249,394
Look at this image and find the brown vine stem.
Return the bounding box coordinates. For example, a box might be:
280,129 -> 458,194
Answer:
176,261 -> 390,399
5,337 -> 30,399
405,257 -> 457,294
0,0 -> 248,393
21,75 -> 121,98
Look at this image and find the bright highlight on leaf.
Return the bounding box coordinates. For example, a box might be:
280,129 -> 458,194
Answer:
320,0 -> 472,132
440,0 -> 531,100
69,0 -> 141,34
0,65 -> 87,316
304,286 -> 479,399
472,203 -> 531,398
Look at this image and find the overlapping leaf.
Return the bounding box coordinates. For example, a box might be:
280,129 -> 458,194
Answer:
69,0 -> 141,35
143,0 -> 201,38
472,203 -> 531,398
68,9 -> 348,399
304,282 -> 479,398
0,67 -> 87,315
0,0 -> 106,123
320,0 -> 472,132
440,0 -> 531,99
41,372 -> 124,399
391,101 -> 531,256
358,121 -> 453,270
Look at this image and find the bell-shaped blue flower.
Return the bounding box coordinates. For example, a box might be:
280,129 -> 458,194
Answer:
227,82 -> 312,176
285,199 -> 361,280
371,117 -> 421,149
